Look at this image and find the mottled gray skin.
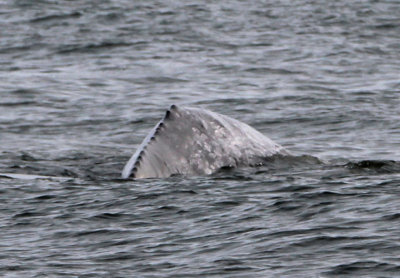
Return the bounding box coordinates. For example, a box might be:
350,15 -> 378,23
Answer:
122,105 -> 289,179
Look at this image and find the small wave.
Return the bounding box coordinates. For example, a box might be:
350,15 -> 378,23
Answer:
244,67 -> 302,75
373,23 -> 397,30
345,160 -> 400,174
94,252 -> 139,262
325,261 -> 400,276
0,173 -> 71,181
144,76 -> 188,83
254,154 -> 324,171
56,41 -> 132,54
13,211 -> 44,218
30,11 -> 82,23
0,101 -> 37,107
9,88 -> 40,95
290,235 -> 365,248
213,154 -> 323,179
90,212 -> 128,220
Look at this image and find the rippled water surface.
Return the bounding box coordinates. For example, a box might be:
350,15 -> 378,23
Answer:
1,0 -> 400,277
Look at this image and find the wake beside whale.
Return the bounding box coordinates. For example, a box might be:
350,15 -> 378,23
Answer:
122,105 -> 290,179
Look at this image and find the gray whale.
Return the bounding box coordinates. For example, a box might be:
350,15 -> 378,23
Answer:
122,105 -> 289,179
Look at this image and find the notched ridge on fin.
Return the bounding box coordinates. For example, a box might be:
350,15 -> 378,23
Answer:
165,110 -> 171,119
154,122 -> 165,136
130,167 -> 137,178
165,104 -> 181,121
130,150 -> 146,177
124,108 -> 176,179
130,116 -> 167,176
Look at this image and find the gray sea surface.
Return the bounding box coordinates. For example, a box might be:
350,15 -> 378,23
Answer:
1,0 -> 400,277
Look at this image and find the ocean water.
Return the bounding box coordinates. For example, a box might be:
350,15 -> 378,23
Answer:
1,0 -> 400,277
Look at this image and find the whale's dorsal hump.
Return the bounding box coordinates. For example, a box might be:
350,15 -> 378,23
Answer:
122,105 -> 288,179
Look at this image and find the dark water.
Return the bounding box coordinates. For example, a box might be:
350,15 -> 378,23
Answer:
1,0 -> 400,277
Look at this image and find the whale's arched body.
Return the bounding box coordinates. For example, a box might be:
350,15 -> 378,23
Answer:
122,105 -> 289,179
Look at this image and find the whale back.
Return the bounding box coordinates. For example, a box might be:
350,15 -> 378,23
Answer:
122,105 -> 289,179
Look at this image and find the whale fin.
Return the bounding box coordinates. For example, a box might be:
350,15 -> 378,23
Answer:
122,105 -> 289,179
